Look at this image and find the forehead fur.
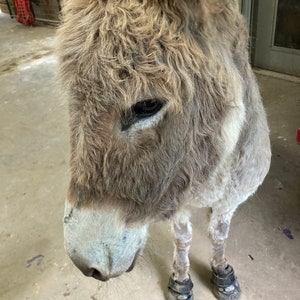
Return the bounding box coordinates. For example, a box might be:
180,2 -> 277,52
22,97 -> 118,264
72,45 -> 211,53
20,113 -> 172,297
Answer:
58,1 -> 199,109
57,0 -> 241,108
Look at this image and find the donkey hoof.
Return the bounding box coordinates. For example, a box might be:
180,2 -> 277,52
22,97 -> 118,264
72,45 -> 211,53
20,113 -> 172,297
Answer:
211,265 -> 241,300
167,274 -> 194,300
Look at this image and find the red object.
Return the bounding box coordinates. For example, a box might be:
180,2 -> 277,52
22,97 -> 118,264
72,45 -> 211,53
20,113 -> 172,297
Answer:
14,0 -> 34,26
297,128 -> 300,144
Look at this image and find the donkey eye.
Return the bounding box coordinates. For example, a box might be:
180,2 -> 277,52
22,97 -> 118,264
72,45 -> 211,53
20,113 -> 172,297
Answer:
121,99 -> 164,131
132,99 -> 163,119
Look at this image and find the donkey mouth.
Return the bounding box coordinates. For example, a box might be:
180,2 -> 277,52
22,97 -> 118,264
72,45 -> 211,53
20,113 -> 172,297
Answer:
91,248 -> 142,281
89,249 -> 141,281
90,269 -> 110,282
126,249 -> 141,273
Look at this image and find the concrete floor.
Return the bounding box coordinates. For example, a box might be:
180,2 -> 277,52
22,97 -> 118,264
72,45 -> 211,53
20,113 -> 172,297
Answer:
1,12 -> 300,300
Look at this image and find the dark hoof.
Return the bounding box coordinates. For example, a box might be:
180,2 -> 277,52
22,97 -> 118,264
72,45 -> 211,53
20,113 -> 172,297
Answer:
167,274 -> 194,300
211,265 -> 241,300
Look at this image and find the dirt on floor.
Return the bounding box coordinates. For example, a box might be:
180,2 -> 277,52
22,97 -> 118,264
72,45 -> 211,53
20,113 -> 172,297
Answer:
0,12 -> 299,300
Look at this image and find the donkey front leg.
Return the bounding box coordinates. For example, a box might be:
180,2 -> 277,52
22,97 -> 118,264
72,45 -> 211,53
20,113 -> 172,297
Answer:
209,208 -> 241,300
167,211 -> 194,300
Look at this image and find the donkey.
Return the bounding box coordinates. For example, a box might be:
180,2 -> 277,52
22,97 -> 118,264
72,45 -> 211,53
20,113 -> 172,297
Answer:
57,1 -> 271,299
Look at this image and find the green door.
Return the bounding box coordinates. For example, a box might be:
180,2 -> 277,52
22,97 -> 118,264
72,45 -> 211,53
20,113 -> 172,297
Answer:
253,0 -> 300,76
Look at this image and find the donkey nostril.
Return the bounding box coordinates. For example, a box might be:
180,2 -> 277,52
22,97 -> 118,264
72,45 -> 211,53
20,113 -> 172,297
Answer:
91,268 -> 109,282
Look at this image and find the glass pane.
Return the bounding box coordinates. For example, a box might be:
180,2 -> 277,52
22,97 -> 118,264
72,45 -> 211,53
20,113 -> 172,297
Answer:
274,0 -> 300,50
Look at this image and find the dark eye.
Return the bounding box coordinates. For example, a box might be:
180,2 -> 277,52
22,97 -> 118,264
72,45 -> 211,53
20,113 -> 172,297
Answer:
121,99 -> 164,131
132,99 -> 163,118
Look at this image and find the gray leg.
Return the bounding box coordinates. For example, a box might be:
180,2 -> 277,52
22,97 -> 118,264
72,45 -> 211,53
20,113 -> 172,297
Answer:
209,209 -> 241,300
167,211 -> 194,300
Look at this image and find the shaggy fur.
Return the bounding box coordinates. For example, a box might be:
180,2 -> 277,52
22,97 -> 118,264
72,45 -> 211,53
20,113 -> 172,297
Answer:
57,1 -> 271,297
58,0 -> 270,223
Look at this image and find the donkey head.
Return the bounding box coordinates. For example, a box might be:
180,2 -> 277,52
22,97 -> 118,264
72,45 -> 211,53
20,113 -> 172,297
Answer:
58,0 -> 242,281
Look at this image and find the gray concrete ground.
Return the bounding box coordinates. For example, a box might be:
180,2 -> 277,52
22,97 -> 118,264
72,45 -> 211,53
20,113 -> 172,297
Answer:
1,12 -> 300,300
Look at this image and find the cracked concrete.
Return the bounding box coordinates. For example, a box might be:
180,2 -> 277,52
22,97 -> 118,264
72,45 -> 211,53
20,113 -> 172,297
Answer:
1,12 -> 300,300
